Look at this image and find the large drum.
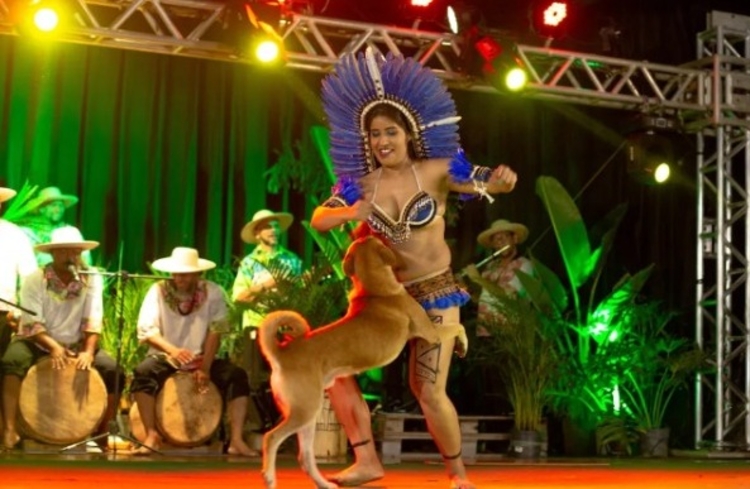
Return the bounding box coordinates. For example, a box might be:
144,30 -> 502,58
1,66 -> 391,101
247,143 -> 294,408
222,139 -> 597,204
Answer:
129,371 -> 222,447
19,356 -> 107,445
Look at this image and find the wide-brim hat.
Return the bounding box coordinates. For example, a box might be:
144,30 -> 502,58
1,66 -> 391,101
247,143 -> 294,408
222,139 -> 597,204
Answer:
477,219 -> 529,248
32,186 -> 79,209
240,209 -> 294,244
151,247 -> 216,274
35,227 -> 100,253
0,187 -> 16,203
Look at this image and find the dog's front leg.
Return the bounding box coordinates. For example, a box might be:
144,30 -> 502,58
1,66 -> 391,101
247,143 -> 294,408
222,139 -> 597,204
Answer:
297,422 -> 339,489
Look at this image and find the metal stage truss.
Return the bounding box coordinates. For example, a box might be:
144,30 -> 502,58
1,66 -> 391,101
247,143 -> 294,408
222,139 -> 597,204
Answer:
0,1 -> 749,450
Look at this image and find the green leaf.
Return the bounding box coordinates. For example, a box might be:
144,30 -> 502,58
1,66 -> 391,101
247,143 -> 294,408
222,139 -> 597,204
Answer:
301,220 -> 350,280
535,176 -> 591,289
310,125 -> 336,185
590,264 -> 655,334
523,256 -> 569,315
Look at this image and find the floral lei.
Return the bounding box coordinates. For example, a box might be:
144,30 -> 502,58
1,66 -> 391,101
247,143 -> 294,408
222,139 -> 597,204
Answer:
44,265 -> 84,300
160,280 -> 208,316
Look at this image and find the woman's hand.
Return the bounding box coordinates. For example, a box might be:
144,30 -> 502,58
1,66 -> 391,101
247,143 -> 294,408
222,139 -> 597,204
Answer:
487,165 -> 517,193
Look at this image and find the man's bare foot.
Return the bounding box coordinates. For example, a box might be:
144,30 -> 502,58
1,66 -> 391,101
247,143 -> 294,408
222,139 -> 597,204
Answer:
450,475 -> 476,489
226,439 -> 259,457
2,430 -> 20,450
327,463 -> 385,487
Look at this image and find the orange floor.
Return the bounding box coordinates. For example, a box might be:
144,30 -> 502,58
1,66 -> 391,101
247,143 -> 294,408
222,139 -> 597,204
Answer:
1,454 -> 750,488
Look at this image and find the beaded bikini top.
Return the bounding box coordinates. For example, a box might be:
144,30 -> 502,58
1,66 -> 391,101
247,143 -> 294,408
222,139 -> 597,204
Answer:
367,165 -> 437,244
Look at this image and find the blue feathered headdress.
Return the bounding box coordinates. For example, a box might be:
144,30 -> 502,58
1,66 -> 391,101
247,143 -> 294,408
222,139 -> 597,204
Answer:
321,48 -> 462,181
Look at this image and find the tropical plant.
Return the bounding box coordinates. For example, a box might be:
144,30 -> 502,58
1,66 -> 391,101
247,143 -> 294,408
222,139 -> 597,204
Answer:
100,274 -> 152,390
517,176 -> 654,429
615,302 -> 709,432
0,181 -> 40,222
469,278 -> 559,432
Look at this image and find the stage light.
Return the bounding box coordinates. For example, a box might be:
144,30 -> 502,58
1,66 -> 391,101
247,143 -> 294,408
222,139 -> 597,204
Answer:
255,38 -> 280,62
473,36 -> 528,92
33,6 -> 59,32
626,130 -> 674,185
530,0 -> 571,44
410,0 -> 434,6
445,2 -> 479,34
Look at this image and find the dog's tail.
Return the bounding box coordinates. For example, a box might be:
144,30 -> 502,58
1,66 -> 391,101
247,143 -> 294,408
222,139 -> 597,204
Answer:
258,310 -> 311,360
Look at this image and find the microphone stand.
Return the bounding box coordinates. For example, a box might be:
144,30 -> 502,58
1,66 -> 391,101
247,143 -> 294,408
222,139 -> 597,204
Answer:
60,268 -> 164,457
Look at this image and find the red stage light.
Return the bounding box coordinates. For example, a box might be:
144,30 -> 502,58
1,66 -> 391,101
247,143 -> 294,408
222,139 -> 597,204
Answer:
530,0 -> 571,41
543,2 -> 567,27
411,0 -> 434,6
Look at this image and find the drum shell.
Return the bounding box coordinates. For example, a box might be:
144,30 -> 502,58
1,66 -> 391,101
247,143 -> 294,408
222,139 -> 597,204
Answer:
129,371 -> 222,447
19,356 -> 107,445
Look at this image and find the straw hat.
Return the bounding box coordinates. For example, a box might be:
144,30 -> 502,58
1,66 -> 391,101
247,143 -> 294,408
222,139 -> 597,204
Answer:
240,209 -> 293,244
33,186 -> 79,208
35,227 -> 100,253
0,187 -> 16,203
151,247 -> 216,274
477,219 -> 529,248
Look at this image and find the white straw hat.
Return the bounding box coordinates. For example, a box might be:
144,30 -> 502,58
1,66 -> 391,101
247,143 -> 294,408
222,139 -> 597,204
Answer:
34,227 -> 99,253
151,247 -> 216,274
477,219 -> 529,248
0,187 -> 16,203
240,209 -> 293,244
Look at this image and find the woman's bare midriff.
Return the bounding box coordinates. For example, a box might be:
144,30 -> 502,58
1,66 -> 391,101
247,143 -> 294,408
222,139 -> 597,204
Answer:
389,217 -> 451,282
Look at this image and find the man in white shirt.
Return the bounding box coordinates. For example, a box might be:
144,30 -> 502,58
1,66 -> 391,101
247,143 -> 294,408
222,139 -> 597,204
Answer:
0,186 -> 38,442
131,247 -> 256,457
0,186 -> 38,356
0,227 -> 123,450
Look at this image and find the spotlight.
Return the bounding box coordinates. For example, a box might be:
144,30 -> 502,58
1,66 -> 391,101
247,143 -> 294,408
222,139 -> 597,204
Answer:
33,7 -> 59,32
626,130 -> 674,185
473,36 -> 528,92
446,2 -> 480,34
530,0 -> 571,44
244,2 -> 285,63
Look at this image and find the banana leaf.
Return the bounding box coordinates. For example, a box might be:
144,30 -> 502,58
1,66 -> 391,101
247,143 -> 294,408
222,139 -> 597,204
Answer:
535,176 -> 594,292
1,181 -> 39,223
301,220 -> 350,280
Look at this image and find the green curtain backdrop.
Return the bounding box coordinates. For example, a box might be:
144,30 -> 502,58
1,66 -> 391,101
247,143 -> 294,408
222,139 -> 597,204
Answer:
0,35 -> 320,271
0,33 -> 698,326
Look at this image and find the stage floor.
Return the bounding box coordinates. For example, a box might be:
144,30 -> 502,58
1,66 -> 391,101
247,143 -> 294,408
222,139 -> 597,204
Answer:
1,453 -> 749,488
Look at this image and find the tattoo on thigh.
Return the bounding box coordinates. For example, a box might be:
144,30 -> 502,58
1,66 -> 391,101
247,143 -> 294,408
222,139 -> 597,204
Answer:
415,340 -> 441,384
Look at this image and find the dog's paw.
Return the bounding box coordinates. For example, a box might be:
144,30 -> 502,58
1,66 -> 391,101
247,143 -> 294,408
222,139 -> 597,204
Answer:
262,471 -> 277,489
454,328 -> 469,358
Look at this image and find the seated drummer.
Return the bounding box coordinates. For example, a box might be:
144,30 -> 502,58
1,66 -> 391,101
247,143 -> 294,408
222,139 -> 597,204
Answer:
130,246 -> 257,456
1,228 -> 123,450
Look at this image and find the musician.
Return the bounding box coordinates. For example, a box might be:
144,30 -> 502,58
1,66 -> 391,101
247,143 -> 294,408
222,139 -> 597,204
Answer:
1,227 -> 123,450
130,247 -> 257,456
463,219 -> 534,335
231,209 -> 303,386
18,186 -> 92,266
0,186 -> 37,355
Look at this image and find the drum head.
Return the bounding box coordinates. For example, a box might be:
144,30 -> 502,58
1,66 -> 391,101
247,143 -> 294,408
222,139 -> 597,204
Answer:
19,356 -> 107,445
155,372 -> 222,447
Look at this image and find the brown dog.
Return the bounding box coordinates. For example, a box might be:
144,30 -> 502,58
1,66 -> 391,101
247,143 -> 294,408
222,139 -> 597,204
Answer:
258,236 -> 465,489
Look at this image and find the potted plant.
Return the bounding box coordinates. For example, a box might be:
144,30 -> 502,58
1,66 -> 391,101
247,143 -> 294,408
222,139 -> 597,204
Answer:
598,301 -> 710,457
468,277 -> 559,458
516,176 -> 655,454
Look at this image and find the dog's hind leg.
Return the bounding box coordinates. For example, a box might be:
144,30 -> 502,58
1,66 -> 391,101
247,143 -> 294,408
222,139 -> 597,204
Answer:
297,421 -> 338,489
262,412 -> 313,489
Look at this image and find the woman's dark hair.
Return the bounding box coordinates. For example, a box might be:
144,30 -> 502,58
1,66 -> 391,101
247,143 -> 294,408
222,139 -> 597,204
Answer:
363,103 -> 419,161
